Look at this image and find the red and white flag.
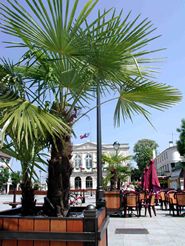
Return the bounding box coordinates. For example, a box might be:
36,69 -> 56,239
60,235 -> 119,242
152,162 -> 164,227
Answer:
80,133 -> 90,139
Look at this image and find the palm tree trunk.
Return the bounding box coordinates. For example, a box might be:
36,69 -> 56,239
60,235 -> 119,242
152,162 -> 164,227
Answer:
110,169 -> 116,191
44,135 -> 73,217
21,173 -> 36,215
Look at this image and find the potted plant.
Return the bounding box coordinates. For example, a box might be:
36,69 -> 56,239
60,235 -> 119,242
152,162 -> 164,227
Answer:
102,153 -> 131,211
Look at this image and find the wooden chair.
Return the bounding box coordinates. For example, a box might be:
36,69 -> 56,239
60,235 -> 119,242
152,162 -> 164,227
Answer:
144,193 -> 156,217
123,191 -> 139,217
175,192 -> 185,216
166,191 -> 177,215
158,191 -> 167,210
138,191 -> 146,216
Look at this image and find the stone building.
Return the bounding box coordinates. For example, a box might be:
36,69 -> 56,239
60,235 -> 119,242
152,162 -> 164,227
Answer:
70,141 -> 130,190
154,141 -> 185,190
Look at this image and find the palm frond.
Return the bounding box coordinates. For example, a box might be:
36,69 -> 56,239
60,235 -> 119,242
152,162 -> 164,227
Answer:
114,79 -> 182,126
0,95 -> 70,149
0,0 -> 98,54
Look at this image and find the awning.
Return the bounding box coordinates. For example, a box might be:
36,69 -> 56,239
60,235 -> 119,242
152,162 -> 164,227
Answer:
170,169 -> 182,179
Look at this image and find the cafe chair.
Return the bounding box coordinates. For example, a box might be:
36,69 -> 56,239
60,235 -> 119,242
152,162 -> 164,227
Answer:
175,192 -> 185,216
123,191 -> 139,217
158,191 -> 167,210
144,193 -> 156,217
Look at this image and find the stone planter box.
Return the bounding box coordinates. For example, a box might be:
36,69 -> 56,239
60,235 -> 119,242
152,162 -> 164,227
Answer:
0,207 -> 109,246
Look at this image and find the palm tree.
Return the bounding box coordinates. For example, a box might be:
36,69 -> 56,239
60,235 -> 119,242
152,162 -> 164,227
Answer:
102,153 -> 131,190
0,0 -> 182,216
0,60 -> 69,215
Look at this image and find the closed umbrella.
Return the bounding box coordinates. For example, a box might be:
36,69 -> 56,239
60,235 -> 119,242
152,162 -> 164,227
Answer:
148,160 -> 160,192
142,166 -> 149,191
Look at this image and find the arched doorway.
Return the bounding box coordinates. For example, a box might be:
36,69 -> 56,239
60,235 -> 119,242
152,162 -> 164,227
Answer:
75,176 -> 81,189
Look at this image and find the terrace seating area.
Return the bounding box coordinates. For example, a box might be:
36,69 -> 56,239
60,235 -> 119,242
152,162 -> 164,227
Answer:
121,190 -> 157,217
110,189 -> 185,218
158,189 -> 185,216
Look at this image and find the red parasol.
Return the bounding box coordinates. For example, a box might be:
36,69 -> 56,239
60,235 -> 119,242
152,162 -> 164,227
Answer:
142,166 -> 149,191
148,159 -> 160,192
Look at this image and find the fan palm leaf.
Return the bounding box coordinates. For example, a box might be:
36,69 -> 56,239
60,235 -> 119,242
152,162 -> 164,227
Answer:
0,92 -> 70,149
0,0 -> 99,53
102,152 -> 131,189
114,78 -> 182,126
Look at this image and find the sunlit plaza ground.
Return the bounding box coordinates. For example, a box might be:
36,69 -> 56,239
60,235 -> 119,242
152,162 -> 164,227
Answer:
0,194 -> 185,246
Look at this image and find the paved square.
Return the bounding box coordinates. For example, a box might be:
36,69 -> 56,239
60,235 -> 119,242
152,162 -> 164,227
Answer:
108,207 -> 185,246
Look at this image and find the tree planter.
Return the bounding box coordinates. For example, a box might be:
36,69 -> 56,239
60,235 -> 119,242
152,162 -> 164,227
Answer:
0,206 -> 109,246
104,191 -> 122,215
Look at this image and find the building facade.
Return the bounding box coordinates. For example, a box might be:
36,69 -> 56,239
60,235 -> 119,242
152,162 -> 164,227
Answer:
70,141 -> 130,190
154,142 -> 185,190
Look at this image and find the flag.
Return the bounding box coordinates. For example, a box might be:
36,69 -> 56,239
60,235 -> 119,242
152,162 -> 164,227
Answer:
80,133 -> 90,139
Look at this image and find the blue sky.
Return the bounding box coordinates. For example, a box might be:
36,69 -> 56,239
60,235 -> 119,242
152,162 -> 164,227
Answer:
1,0 -> 185,160
75,0 -> 185,155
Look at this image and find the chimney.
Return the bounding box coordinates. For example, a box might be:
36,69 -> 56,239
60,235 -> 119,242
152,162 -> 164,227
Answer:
169,141 -> 173,147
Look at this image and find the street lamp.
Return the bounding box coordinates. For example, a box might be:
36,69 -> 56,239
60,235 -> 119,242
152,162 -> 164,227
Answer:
96,84 -> 105,208
113,141 -> 120,156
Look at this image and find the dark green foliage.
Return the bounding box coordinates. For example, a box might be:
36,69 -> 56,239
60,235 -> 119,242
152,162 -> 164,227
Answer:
0,167 -> 9,191
131,168 -> 141,182
177,119 -> 185,157
10,171 -> 21,188
133,139 -> 158,173
177,120 -> 185,189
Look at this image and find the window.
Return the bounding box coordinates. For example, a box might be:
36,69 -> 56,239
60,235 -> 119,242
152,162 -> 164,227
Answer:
171,163 -> 175,169
166,152 -> 168,159
167,164 -> 169,172
86,176 -> 93,188
74,155 -> 81,169
85,154 -> 92,169
75,177 -> 81,189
